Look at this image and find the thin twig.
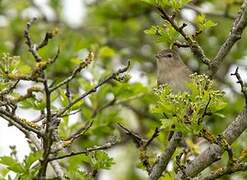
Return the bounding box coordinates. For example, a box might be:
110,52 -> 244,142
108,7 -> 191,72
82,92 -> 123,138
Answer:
156,7 -> 210,65
24,17 -> 42,62
117,123 -> 145,147
143,127 -> 160,149
231,67 -> 247,107
56,60 -> 130,117
202,162 -> 247,180
65,120 -> 94,144
50,51 -> 94,92
48,140 -> 119,162
0,80 -> 20,96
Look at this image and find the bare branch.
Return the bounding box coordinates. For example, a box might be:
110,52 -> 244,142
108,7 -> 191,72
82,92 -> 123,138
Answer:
37,30 -> 58,50
56,60 -> 130,117
117,123 -> 145,147
0,108 -> 42,136
231,67 -> 247,107
175,108 -> 247,179
143,127 -> 160,149
50,51 -> 94,92
149,132 -> 182,180
24,17 -> 42,62
210,1 -> 247,75
48,140 -> 119,162
202,162 -> 247,180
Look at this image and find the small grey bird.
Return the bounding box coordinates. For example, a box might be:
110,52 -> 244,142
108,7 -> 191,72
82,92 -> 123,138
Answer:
156,49 -> 192,92
156,49 -> 192,140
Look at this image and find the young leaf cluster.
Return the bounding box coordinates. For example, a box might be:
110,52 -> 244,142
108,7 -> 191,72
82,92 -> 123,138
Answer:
0,151 -> 42,179
144,23 -> 179,44
151,74 -> 226,135
142,0 -> 191,10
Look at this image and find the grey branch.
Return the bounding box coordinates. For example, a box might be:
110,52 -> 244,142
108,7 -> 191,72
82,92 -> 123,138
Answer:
175,108 -> 247,179
202,162 -> 247,180
231,67 -> 247,107
149,132 -> 182,180
210,0 -> 247,75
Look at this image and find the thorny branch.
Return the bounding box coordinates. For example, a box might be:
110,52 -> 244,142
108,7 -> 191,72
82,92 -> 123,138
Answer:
231,67 -> 247,107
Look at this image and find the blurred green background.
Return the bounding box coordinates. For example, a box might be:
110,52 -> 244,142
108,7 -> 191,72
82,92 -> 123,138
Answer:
0,0 -> 246,179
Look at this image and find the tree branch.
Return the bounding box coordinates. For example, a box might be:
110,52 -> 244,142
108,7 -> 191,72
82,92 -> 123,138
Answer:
149,132 -> 182,180
56,60 -> 130,117
24,17 -> 42,62
175,108 -> 247,179
156,7 -> 210,65
48,140 -> 119,162
202,162 -> 247,180
231,67 -> 247,107
210,1 -> 247,75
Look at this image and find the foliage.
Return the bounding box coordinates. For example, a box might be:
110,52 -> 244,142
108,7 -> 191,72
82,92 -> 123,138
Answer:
0,151 -> 42,179
151,74 -> 226,134
0,0 -> 246,179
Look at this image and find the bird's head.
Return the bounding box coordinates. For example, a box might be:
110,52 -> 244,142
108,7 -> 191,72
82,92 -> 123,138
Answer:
156,49 -> 183,69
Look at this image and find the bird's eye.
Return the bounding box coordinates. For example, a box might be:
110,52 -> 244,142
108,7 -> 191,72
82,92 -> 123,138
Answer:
166,53 -> 173,58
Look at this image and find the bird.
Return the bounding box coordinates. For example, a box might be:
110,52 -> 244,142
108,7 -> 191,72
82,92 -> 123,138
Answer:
156,49 -> 192,140
156,49 -> 192,92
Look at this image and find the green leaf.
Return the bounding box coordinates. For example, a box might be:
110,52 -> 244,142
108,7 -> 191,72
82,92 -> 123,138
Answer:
197,14 -> 217,32
151,74 -> 226,135
20,97 -> 46,110
145,23 -> 179,45
142,0 -> 191,10
24,151 -> 42,169
113,82 -> 148,100
0,168 -> 9,178
144,26 -> 162,36
214,112 -> 226,118
160,118 -> 175,129
141,0 -> 155,5
0,156 -> 25,173
93,151 -> 115,170
99,46 -> 116,58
